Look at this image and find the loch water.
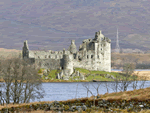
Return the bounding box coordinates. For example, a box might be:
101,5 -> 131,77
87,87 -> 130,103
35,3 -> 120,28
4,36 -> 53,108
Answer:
1,69 -> 150,102
35,81 -> 150,102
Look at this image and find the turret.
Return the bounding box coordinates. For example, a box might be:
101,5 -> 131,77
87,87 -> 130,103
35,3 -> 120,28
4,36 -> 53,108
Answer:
68,40 -> 77,54
94,30 -> 104,41
22,40 -> 29,59
62,51 -> 74,76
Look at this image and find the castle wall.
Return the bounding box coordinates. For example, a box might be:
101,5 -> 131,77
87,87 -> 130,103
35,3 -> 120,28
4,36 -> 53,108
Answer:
22,30 -> 111,74
35,58 -> 62,70
63,54 -> 74,76
29,51 -> 63,59
103,40 -> 111,72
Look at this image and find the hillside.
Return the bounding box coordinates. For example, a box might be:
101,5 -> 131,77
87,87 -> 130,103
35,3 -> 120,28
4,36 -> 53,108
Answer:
0,0 -> 150,51
0,48 -> 21,59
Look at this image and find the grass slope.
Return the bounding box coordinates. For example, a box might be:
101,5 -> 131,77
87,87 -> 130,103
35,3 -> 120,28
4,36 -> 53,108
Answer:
1,87 -> 150,112
40,67 -> 139,82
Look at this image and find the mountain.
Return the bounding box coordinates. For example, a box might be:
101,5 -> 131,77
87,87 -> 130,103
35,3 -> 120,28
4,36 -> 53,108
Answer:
0,0 -> 150,51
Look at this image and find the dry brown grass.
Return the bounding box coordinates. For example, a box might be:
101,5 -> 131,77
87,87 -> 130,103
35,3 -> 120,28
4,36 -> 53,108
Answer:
0,101 -> 55,111
98,87 -> 150,101
112,53 -> 150,69
0,48 -> 21,59
19,110 -> 79,113
112,53 -> 150,62
1,86 -> 150,112
1,82 -> 150,110
112,70 -> 150,80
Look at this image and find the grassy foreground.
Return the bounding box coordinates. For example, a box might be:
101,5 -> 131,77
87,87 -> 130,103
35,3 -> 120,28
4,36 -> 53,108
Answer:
1,87 -> 150,112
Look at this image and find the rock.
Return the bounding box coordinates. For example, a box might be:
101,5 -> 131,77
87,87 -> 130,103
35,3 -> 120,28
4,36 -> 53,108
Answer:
50,105 -> 55,110
139,105 -> 144,108
76,106 -> 81,110
43,69 -> 48,76
76,71 -> 80,76
71,73 -> 76,77
78,107 -> 82,112
59,70 -> 63,79
80,75 -> 85,80
54,101 -> 59,105
105,74 -> 115,79
69,106 -> 76,112
75,78 -> 78,80
82,105 -> 87,111
62,76 -> 69,80
59,67 -> 62,70
45,107 -> 50,111
45,77 -> 48,80
56,73 -> 60,79
47,69 -> 50,73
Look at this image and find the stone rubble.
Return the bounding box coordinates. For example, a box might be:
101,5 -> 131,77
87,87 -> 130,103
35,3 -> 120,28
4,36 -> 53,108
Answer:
1,99 -> 150,112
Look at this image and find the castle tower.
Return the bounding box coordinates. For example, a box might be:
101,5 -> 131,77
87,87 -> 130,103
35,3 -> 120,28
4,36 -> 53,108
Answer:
94,30 -> 104,41
22,40 -> 29,59
62,49 -> 74,76
115,28 -> 120,53
68,40 -> 77,54
103,37 -> 111,72
93,42 -> 98,70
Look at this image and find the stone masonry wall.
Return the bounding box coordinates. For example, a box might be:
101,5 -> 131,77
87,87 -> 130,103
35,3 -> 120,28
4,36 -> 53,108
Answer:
22,30 -> 111,74
35,58 -> 62,70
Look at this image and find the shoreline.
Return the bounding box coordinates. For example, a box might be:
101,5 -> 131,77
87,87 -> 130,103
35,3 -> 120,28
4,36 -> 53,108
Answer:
1,87 -> 150,112
1,70 -> 150,83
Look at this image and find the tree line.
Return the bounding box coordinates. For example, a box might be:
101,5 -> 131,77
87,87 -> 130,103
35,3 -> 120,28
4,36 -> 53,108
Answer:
0,57 -> 44,105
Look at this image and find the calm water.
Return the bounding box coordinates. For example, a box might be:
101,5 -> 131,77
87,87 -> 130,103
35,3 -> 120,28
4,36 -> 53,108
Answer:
1,69 -> 150,102
34,81 -> 150,102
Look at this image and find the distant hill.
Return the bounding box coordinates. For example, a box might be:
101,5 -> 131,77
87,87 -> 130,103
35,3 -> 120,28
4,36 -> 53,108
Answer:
0,48 -> 21,59
0,0 -> 150,51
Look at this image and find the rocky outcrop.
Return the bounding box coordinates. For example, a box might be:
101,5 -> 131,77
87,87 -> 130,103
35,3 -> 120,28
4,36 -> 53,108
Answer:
56,69 -> 85,81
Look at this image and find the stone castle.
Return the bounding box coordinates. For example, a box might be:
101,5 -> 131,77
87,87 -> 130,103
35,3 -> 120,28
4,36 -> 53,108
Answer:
22,30 -> 111,77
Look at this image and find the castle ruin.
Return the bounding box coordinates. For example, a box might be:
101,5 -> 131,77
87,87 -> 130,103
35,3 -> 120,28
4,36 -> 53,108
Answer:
22,30 -> 111,77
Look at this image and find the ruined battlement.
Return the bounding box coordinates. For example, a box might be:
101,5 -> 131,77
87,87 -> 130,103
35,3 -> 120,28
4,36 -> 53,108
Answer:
22,30 -> 111,75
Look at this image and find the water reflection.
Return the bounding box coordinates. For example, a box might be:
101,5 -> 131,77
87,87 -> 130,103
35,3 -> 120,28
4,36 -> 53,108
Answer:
36,81 -> 150,102
0,81 -> 149,102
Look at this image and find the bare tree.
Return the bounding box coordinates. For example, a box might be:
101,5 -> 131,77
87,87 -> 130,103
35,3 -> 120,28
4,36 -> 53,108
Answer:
111,61 -> 136,92
82,82 -> 102,107
110,74 -> 121,92
139,76 -> 147,89
0,83 -> 4,105
122,63 -> 136,76
116,62 -> 136,92
103,82 -> 109,93
0,57 -> 44,104
131,72 -> 139,90
91,83 -> 101,96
